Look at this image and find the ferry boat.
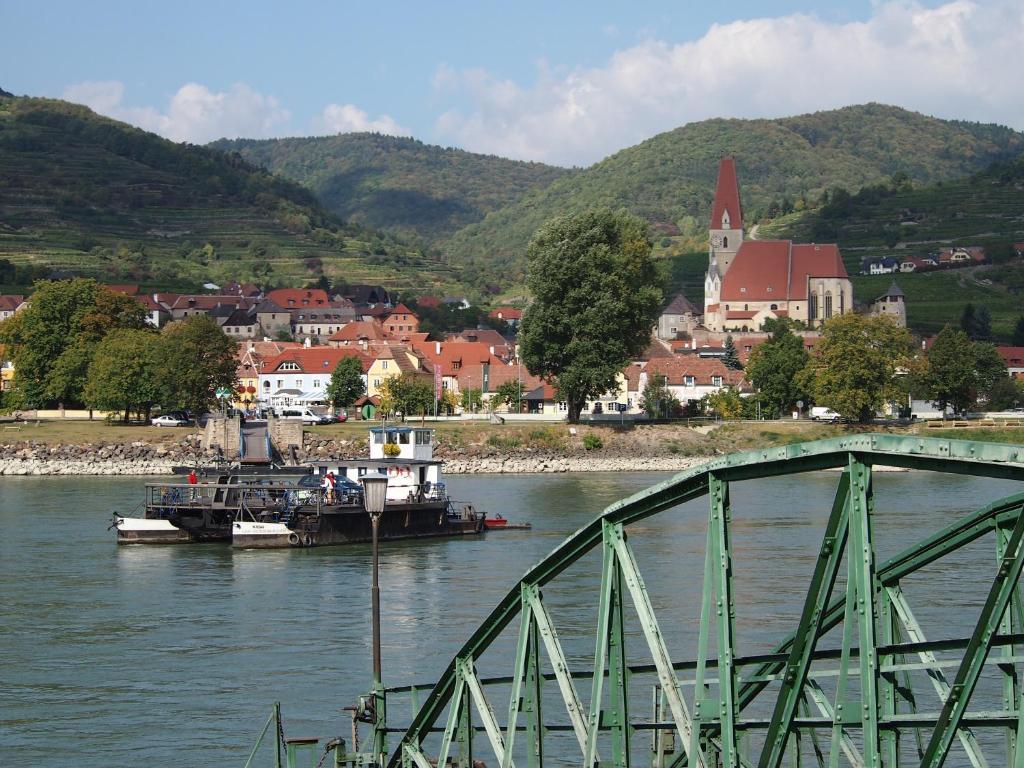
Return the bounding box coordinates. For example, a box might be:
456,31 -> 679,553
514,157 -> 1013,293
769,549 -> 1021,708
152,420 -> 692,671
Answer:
113,427 -> 483,547
232,426 -> 484,548
112,472 -> 306,544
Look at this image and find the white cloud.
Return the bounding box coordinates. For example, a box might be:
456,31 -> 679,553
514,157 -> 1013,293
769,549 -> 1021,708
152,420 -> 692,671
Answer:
313,103 -> 410,137
431,0 -> 1024,166
62,81 -> 292,144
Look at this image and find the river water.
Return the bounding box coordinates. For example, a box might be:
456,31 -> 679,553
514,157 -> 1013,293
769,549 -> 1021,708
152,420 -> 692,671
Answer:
1,470 -> 1022,767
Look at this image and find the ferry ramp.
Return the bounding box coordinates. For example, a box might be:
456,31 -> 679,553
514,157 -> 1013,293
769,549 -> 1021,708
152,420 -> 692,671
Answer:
239,422 -> 271,464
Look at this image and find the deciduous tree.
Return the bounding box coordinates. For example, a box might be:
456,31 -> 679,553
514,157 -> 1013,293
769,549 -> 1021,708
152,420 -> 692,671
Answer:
494,379 -> 525,412
0,279 -> 146,407
744,319 -> 809,418
84,329 -> 161,421
805,314 -> 914,422
325,356 -> 366,410
379,372 -> 434,418
519,209 -> 662,423
156,315 -> 237,416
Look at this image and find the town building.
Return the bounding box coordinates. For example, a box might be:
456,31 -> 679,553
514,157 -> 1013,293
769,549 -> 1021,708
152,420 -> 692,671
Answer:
257,347 -> 371,408
0,294 -> 27,322
488,306 -> 523,328
382,304 -> 419,336
703,157 -> 853,333
871,281 -> 907,328
657,293 -> 701,340
997,347 -> 1024,380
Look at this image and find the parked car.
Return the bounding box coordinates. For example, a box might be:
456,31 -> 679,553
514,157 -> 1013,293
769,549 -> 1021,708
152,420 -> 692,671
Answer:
151,413 -> 189,427
277,407 -> 332,425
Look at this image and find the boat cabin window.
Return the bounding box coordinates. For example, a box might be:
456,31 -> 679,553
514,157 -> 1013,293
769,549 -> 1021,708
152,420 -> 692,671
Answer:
373,432 -> 385,445
415,430 -> 431,445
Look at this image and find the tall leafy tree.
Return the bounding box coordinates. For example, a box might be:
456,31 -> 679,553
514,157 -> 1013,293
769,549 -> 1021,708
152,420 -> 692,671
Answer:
84,329 -> 161,422
0,279 -> 145,407
519,209 -> 662,423
805,314 -> 914,422
378,372 -> 434,417
971,305 -> 993,342
640,374 -> 678,419
744,319 -> 809,418
923,327 -> 975,414
325,356 -> 366,409
494,379 -> 525,412
722,335 -> 743,371
156,315 -> 238,415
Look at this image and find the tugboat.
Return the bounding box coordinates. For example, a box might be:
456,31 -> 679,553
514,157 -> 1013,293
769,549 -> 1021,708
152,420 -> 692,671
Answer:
232,426 -> 484,548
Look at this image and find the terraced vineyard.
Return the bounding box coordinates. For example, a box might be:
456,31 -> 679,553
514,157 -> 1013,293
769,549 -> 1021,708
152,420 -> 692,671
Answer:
0,95 -> 466,293
761,156 -> 1024,339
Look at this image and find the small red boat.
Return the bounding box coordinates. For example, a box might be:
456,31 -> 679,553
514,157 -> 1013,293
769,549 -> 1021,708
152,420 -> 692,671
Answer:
483,513 -> 532,531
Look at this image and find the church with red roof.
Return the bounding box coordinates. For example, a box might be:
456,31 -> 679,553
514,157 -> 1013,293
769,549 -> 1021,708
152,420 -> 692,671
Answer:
703,157 -> 853,333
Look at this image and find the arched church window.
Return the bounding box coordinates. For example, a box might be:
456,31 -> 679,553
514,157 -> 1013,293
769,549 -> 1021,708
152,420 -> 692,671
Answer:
809,295 -> 817,321
770,304 -> 778,311
825,292 -> 833,319
723,236 -> 728,248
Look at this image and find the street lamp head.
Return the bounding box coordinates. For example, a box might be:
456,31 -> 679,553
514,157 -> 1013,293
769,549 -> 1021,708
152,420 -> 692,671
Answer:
361,475 -> 388,515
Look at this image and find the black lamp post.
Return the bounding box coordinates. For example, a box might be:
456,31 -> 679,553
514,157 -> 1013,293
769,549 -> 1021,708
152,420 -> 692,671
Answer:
361,475 -> 389,687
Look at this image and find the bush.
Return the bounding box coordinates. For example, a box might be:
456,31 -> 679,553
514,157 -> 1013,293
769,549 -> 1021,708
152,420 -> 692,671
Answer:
486,433 -> 522,450
527,427 -> 566,451
582,434 -> 603,451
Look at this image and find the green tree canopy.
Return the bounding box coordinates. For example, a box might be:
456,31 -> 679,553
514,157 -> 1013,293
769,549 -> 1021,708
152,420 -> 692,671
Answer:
519,209 -> 662,423
325,356 -> 366,409
460,388 -> 483,412
155,315 -> 238,415
1013,316 -> 1024,346
379,372 -> 434,418
722,335 -> 743,371
84,329 -> 161,421
494,379 -> 525,411
924,330 -> 1008,413
640,374 -> 679,418
744,319 -> 809,418
0,279 -> 146,407
805,314 -> 914,422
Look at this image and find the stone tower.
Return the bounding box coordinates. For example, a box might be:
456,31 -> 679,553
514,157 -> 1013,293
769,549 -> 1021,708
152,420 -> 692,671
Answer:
708,156 -> 744,276
872,280 -> 907,328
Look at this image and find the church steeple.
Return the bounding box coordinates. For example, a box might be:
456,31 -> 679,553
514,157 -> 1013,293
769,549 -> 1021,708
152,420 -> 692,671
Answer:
708,156 -> 744,276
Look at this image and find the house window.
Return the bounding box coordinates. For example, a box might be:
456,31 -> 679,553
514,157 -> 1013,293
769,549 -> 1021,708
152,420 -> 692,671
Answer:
277,379 -> 283,388
373,378 -> 380,388
558,402 -> 567,411
382,360 -> 389,370
770,304 -> 777,311
295,379 -> 303,388
313,379 -> 320,389
263,381 -> 270,389
712,376 -> 723,386
684,375 -> 695,386
809,294 -> 817,321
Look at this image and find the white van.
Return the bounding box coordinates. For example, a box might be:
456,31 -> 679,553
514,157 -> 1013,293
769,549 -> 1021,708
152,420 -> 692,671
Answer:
277,407 -> 331,425
810,406 -> 842,422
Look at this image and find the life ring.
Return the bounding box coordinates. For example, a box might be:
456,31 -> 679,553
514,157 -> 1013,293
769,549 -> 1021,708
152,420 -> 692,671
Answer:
388,466 -> 397,477
288,532 -> 300,546
301,533 -> 313,547
401,467 -> 411,478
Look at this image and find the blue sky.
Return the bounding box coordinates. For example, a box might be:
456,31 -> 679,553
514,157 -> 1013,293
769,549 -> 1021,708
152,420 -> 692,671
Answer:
3,1 -> 1021,166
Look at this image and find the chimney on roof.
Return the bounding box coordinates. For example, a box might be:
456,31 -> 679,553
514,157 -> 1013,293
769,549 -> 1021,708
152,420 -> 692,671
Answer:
435,341 -> 441,355
489,346 -> 494,355
248,342 -> 255,353
304,337 -> 311,348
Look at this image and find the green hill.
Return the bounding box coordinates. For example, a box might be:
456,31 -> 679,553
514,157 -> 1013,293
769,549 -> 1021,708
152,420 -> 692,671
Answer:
762,155 -> 1024,339
210,133 -> 570,246
442,104 -> 1024,288
0,95 -> 464,293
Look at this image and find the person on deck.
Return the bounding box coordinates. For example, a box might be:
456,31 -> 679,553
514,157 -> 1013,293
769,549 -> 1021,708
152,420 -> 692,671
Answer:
322,471 -> 336,504
188,468 -> 198,500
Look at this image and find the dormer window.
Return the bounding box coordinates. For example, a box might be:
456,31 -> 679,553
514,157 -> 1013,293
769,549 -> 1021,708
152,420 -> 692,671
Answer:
279,362 -> 299,371
722,209 -> 730,228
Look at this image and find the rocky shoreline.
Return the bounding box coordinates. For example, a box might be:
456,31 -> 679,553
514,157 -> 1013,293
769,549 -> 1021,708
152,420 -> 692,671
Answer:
0,434 -> 715,476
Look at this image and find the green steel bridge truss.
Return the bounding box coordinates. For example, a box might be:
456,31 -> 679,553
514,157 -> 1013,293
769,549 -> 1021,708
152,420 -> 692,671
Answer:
254,434 -> 1024,768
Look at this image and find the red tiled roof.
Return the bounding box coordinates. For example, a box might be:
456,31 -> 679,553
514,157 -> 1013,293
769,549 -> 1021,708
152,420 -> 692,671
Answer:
710,156 -> 743,230
262,347 -> 371,375
0,294 -> 26,311
329,320 -> 388,343
417,296 -> 441,309
997,347 -> 1024,368
489,306 -> 523,321
411,341 -> 506,377
384,303 -> 417,318
169,295 -> 251,311
265,288 -> 330,308
642,357 -> 745,388
720,241 -> 846,302
103,284 -> 140,295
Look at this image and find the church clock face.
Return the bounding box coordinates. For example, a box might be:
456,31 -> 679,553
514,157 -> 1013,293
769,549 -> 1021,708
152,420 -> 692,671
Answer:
710,234 -> 722,247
